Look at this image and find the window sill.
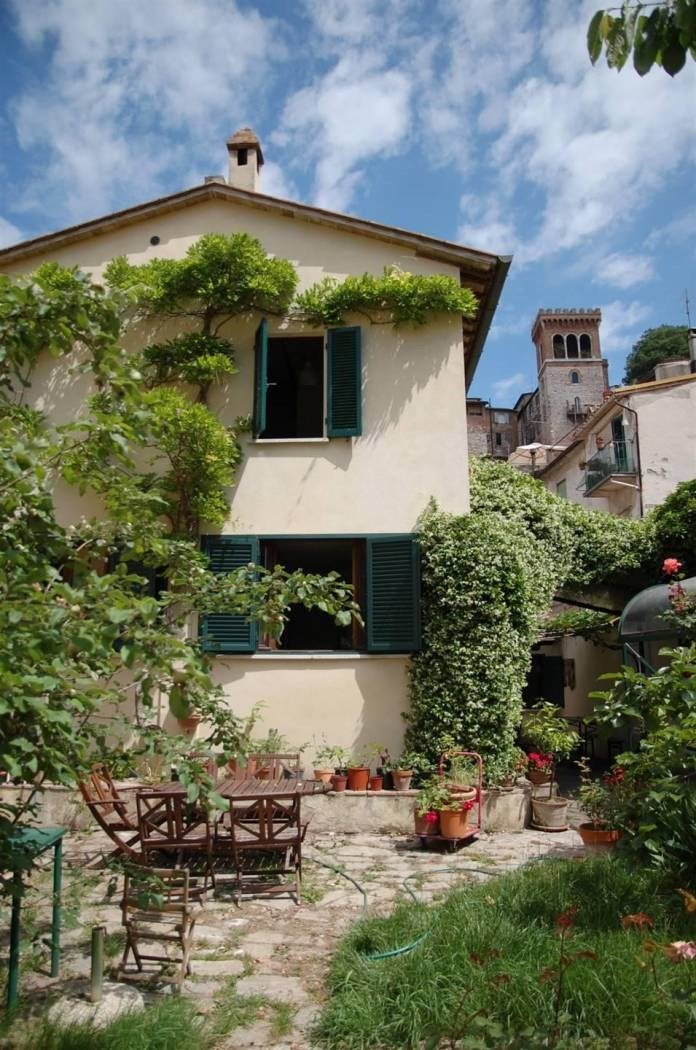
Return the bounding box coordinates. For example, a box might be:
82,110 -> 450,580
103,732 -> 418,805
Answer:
216,652 -> 408,661
251,437 -> 330,444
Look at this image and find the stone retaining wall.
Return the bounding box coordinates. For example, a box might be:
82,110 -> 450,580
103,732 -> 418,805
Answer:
1,782 -> 532,835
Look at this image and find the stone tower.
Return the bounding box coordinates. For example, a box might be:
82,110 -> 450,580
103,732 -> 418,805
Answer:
531,308 -> 609,445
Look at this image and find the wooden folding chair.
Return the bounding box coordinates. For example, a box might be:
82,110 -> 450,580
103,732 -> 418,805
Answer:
250,753 -> 301,779
78,764 -> 142,862
119,867 -> 203,989
136,791 -> 215,891
220,794 -> 306,904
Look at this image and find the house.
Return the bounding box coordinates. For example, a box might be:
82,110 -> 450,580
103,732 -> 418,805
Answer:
0,129 -> 510,760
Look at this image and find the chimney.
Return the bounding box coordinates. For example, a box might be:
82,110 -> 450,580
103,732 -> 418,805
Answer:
654,359 -> 691,381
226,127 -> 264,192
689,328 -> 696,374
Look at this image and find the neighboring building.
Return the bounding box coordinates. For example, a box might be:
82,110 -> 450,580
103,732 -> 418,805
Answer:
539,364 -> 696,517
467,307 -> 609,461
465,398 -> 518,458
0,129 -> 510,760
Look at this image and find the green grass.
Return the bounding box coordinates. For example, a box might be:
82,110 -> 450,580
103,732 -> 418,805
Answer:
314,855 -> 696,1049
270,1001 -> 297,1038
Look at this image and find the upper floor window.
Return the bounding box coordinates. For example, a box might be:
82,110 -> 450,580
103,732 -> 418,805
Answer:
580,334 -> 592,358
553,334 -> 565,359
570,370 -> 580,384
253,321 -> 362,439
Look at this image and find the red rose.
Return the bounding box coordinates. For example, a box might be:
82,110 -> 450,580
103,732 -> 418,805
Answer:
663,557 -> 682,576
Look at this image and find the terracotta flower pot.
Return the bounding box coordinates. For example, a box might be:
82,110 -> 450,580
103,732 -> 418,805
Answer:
439,806 -> 472,840
414,808 -> 439,836
256,767 -> 271,780
532,796 -> 569,830
369,775 -> 383,792
392,770 -> 413,791
346,766 -> 370,791
578,823 -> 622,850
527,769 -> 553,786
314,768 -> 333,783
177,713 -> 202,733
331,773 -> 348,792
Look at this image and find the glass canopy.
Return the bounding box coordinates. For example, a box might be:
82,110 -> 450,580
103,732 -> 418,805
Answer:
619,576 -> 696,641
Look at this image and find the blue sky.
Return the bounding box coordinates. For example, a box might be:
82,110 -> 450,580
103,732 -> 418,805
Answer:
1,0 -> 694,403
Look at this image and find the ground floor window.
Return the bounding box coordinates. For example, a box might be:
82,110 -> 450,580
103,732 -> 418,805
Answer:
199,533 -> 420,655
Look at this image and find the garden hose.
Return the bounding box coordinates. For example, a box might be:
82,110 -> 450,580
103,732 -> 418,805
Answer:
306,852 -> 504,961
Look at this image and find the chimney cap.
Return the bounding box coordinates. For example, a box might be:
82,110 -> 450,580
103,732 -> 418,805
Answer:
226,127 -> 264,166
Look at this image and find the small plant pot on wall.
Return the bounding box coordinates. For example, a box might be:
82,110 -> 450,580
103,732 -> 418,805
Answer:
532,796 -> 569,831
392,769 -> 413,791
331,773 -> 348,792
346,767 -> 370,791
527,769 -> 553,787
313,768 -> 334,784
369,775 -> 383,792
578,823 -> 622,851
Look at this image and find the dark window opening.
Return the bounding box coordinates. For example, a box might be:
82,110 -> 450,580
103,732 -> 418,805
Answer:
580,333 -> 592,358
261,539 -> 363,651
570,370 -> 580,384
566,334 -> 579,359
237,148 -> 248,166
262,337 -> 324,438
553,334 -> 565,359
495,432 -> 502,446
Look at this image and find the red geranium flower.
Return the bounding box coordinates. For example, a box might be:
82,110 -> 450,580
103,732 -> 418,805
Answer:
425,810 -> 438,824
555,906 -> 579,930
621,912 -> 654,931
663,557 -> 682,576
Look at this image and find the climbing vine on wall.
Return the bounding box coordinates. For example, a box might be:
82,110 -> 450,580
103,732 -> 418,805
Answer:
294,266 -> 478,327
406,458 -> 654,784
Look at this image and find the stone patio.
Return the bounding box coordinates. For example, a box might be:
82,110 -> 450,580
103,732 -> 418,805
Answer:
2,823 -> 586,1048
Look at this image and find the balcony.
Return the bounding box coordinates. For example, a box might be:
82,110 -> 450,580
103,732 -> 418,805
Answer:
584,441 -> 638,496
566,400 -> 592,421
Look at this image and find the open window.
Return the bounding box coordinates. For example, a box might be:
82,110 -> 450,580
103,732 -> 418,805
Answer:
199,534 -> 420,654
253,321 -> 362,439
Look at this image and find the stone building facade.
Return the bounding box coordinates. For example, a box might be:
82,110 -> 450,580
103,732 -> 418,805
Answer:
465,398 -> 519,458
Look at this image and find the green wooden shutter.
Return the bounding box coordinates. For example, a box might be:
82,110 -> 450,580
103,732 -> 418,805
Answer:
252,318 -> 269,437
327,326 -> 362,437
366,535 -> 421,652
200,536 -> 259,653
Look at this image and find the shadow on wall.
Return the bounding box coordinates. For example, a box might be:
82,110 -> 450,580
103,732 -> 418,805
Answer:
209,656 -> 411,761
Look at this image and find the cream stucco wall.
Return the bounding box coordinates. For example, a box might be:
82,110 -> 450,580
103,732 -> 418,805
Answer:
635,382 -> 696,511
2,195 -> 474,757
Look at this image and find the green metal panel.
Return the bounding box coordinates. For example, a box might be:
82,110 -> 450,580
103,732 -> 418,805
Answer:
366,535 -> 421,652
327,327 -> 362,437
253,318 -> 269,437
200,536 -> 259,653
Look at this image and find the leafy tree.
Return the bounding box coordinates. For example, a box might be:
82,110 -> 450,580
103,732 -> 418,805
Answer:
652,478 -> 696,575
623,324 -> 689,384
588,0 -> 696,76
0,261 -> 358,893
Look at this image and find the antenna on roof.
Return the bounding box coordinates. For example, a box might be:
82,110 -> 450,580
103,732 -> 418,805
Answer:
685,288 -> 692,328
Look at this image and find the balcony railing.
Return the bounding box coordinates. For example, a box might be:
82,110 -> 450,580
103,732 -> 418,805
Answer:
584,440 -> 636,495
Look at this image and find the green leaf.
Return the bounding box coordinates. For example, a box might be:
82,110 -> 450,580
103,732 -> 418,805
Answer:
587,9 -> 606,62
661,34 -> 687,74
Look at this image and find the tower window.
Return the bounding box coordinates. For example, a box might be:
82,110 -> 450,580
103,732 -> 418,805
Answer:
570,370 -> 580,384
237,148 -> 248,166
566,334 -> 579,359
553,334 -> 565,359
580,334 -> 592,358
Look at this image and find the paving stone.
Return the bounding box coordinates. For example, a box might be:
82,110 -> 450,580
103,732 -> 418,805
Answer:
219,1021 -> 275,1047
191,958 -> 245,977
48,982 -> 144,1028
236,974 -> 308,1004
181,979 -> 221,998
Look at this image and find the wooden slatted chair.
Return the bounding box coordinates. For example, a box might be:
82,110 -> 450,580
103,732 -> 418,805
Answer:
219,794 -> 306,903
119,867 -> 203,989
136,791 -> 215,891
78,764 -> 142,862
250,753 -> 301,779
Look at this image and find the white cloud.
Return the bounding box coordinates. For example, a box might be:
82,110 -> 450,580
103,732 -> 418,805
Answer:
492,371 -> 526,401
261,161 -> 298,202
598,300 -> 652,356
7,0 -> 277,221
0,217 -> 22,248
593,252 -> 655,289
277,54 -> 412,211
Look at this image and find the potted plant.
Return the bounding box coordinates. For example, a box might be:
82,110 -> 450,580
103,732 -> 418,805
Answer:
526,751 -> 554,786
346,748 -> 371,791
376,748 -> 394,791
392,750 -> 429,791
413,779 -> 450,836
313,742 -> 346,784
439,792 -> 477,840
497,748 -> 529,789
521,702 -> 580,830
369,773 -> 383,792
442,753 -> 477,802
576,758 -> 624,850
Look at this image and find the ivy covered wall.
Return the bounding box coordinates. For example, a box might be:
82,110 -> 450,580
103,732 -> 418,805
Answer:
406,458 -> 654,782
